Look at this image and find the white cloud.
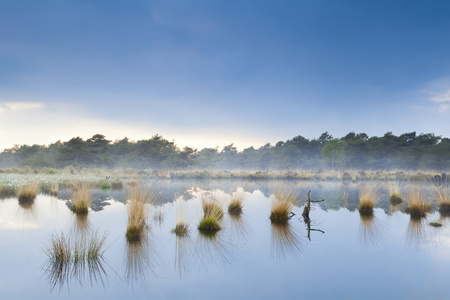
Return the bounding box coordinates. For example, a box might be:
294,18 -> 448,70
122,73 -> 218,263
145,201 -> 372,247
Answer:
0,102 -> 44,112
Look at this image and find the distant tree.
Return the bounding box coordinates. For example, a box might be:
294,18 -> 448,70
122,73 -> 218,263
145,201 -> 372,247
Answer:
321,139 -> 347,169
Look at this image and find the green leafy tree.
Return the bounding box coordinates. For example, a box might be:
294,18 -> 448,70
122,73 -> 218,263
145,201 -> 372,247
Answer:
321,139 -> 347,168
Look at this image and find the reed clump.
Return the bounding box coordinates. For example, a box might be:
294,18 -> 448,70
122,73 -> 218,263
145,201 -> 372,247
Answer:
358,184 -> 381,216
126,183 -> 152,242
45,231 -> 107,262
111,180 -> 124,190
172,195 -> 189,237
405,187 -> 431,219
18,181 -> 38,204
228,187 -> 245,216
71,182 -> 91,215
198,217 -> 222,233
433,186 -> 450,216
50,182 -> 59,197
387,181 -> 403,205
270,186 -> 297,223
198,192 -> 223,234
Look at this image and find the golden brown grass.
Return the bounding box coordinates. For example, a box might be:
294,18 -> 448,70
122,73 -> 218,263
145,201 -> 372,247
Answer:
228,187 -> 245,215
71,182 -> 91,215
433,186 -> 450,216
405,186 -> 431,219
201,192 -> 224,219
18,181 -> 38,204
358,183 -> 381,216
126,183 -> 153,242
270,185 -> 298,223
172,195 -> 189,236
387,181 -> 403,205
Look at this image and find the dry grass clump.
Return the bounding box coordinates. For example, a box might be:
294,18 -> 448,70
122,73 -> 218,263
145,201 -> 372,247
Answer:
50,182 -> 59,197
387,181 -> 403,205
172,195 -> 189,237
71,182 -> 91,215
270,185 -> 298,223
111,180 -> 124,190
198,192 -> 223,234
405,187 -> 431,219
201,192 -> 224,219
126,183 -> 153,242
18,181 -> 38,204
358,184 -> 381,216
433,186 -> 450,216
228,187 -> 245,216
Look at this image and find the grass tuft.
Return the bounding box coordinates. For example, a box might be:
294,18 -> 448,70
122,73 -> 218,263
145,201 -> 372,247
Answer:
270,185 -> 297,223
126,183 -> 153,242
358,184 -> 381,216
198,217 -> 222,233
228,187 -> 245,215
18,181 -> 38,204
433,186 -> 450,216
387,181 -> 403,205
71,182 -> 91,215
405,187 -> 430,219
201,192 -> 224,219
172,223 -> 189,236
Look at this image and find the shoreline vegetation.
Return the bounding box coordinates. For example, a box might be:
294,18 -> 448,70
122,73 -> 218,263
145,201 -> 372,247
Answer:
0,167 -> 447,182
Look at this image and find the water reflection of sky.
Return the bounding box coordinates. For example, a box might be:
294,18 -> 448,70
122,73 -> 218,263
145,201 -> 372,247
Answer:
0,182 -> 450,299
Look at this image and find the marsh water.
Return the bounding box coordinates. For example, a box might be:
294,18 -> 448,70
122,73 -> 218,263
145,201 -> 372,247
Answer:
1,179 -> 450,300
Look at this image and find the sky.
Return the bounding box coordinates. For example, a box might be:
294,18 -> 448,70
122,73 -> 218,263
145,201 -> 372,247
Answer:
1,0 -> 450,151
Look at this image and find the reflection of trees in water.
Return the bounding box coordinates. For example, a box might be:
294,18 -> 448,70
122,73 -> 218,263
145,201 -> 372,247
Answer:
270,222 -> 302,259
358,214 -> 384,248
405,218 -> 428,250
125,232 -> 161,288
42,257 -> 108,292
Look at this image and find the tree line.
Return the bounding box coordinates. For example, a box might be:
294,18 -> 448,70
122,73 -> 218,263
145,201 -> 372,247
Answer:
0,132 -> 449,171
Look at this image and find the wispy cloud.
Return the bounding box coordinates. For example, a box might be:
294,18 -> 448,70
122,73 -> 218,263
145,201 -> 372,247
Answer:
426,90 -> 450,112
0,102 -> 44,112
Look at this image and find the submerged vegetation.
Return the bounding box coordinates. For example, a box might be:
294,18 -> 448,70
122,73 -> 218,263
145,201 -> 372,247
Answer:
358,184 -> 381,216
270,186 -> 298,223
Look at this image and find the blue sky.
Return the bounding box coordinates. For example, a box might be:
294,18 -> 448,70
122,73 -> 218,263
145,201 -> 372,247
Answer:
1,0 -> 450,151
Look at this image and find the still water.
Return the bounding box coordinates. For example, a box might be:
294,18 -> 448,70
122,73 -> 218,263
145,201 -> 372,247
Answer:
0,180 -> 449,300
